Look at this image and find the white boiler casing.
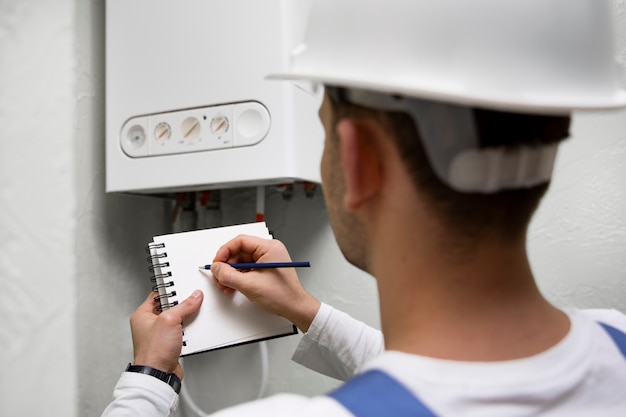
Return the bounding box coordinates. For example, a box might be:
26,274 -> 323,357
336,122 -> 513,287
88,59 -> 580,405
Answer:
105,0 -> 323,194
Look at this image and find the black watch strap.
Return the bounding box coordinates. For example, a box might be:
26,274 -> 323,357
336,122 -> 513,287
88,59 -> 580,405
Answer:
125,363 -> 181,394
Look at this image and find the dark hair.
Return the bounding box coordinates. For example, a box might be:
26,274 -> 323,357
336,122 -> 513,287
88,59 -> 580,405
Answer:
327,87 -> 571,243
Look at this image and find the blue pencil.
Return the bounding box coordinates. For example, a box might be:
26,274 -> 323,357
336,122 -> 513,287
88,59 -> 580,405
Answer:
199,261 -> 311,270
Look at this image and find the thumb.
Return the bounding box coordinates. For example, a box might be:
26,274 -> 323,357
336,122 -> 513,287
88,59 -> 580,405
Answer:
171,290 -> 203,322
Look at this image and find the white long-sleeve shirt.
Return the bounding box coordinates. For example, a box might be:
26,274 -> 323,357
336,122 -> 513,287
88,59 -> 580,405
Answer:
102,303 -> 626,416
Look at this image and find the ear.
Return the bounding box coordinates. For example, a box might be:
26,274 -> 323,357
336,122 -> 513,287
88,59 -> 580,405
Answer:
336,118 -> 383,212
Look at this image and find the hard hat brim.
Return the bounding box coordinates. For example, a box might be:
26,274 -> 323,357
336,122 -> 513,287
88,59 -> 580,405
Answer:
268,71 -> 626,115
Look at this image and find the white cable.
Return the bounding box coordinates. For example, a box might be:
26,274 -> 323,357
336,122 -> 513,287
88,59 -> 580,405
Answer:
179,342 -> 271,416
254,185 -> 271,400
255,186 -> 271,398
176,200 -> 209,417
179,358 -> 209,417
256,341 -> 270,399
256,185 -> 266,222
179,186 -> 272,415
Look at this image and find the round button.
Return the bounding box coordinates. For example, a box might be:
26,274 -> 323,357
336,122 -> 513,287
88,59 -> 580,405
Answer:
181,117 -> 201,141
127,125 -> 146,149
236,108 -> 263,139
234,102 -> 270,146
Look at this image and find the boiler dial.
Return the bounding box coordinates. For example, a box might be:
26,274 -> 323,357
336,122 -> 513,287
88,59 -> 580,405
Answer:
181,117 -> 201,141
210,115 -> 229,135
154,122 -> 171,141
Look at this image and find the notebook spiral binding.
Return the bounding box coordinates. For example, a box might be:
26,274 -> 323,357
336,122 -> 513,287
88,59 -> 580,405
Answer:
145,242 -> 181,313
146,242 -> 188,346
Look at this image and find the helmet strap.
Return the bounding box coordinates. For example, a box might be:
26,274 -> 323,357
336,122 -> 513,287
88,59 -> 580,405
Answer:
340,88 -> 559,193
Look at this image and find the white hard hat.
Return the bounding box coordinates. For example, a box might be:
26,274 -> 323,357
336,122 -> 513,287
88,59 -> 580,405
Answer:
269,0 -> 626,193
271,0 -> 626,114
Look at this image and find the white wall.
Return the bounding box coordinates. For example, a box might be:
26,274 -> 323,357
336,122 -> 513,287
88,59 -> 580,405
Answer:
528,4 -> 626,310
0,1 -> 624,416
530,111 -> 626,310
0,0 -> 77,416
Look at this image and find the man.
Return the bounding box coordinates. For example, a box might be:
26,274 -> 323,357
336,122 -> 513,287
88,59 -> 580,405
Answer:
103,1 -> 626,415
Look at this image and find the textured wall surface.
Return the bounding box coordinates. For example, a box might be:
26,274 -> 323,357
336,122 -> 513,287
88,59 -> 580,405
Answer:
529,111 -> 626,311
528,4 -> 626,311
73,1 -> 173,414
0,0 -> 77,416
0,1 -> 625,417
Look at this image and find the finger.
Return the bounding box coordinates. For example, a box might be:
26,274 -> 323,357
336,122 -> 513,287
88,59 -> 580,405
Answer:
165,290 -> 204,323
212,275 -> 236,294
211,262 -> 256,293
213,235 -> 274,263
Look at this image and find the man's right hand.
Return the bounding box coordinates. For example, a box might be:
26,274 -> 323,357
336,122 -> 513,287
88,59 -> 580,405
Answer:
210,235 -> 321,332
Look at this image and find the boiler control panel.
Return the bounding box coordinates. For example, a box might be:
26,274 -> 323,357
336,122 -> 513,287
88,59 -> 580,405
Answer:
120,101 -> 270,158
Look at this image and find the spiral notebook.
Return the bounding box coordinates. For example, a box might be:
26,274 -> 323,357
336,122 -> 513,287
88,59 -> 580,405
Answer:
146,222 -> 298,356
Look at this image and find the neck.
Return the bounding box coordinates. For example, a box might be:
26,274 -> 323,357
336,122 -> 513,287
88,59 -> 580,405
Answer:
373,231 -> 569,361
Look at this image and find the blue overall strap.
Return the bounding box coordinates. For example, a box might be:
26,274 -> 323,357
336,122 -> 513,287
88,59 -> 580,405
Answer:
599,322 -> 626,360
328,369 -> 438,417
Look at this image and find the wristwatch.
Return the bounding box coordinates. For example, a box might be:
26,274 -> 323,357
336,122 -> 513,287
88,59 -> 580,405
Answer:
125,363 -> 182,394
